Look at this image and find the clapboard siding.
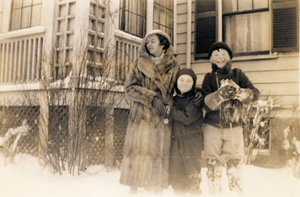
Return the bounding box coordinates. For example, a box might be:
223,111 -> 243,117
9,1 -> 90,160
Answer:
177,33 -> 187,44
177,43 -> 187,54
177,54 -> 187,65
177,3 -> 188,14
243,70 -> 298,84
177,23 -> 188,33
177,14 -> 188,23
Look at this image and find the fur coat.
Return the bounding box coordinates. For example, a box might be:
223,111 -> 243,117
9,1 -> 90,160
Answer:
119,40 -> 180,190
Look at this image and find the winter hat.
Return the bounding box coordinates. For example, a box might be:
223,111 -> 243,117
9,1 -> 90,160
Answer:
208,42 -> 233,59
174,68 -> 197,95
144,29 -> 171,44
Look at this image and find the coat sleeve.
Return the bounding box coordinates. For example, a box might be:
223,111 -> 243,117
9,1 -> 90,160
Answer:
125,63 -> 158,108
169,101 -> 203,126
238,69 -> 260,102
201,73 -> 216,112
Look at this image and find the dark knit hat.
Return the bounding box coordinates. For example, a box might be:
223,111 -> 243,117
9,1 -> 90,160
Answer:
208,42 -> 233,59
174,68 -> 197,94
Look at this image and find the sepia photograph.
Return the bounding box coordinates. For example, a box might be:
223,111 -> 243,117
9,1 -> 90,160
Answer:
0,0 -> 299,197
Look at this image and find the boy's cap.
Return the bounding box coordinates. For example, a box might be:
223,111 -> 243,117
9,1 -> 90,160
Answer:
175,68 -> 197,83
174,68 -> 197,94
208,42 -> 233,59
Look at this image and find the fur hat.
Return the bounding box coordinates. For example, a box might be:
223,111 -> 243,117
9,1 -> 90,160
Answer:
208,42 -> 233,59
174,68 -> 197,95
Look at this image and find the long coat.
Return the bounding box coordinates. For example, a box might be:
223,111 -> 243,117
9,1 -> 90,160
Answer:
119,42 -> 180,190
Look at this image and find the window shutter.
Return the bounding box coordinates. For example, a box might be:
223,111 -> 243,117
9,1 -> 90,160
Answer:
272,0 -> 298,52
194,0 -> 216,60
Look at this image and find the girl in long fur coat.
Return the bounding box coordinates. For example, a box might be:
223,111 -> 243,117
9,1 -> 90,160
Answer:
119,30 -> 180,194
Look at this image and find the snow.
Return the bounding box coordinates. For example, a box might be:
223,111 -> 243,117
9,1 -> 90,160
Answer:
0,154 -> 299,197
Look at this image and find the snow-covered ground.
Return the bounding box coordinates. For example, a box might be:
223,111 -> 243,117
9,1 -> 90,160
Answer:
0,154 -> 299,197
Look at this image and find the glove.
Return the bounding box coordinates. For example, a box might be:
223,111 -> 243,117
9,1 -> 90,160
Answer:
152,96 -> 166,116
193,91 -> 204,107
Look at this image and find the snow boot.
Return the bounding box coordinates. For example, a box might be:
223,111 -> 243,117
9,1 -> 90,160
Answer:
206,159 -> 223,195
226,159 -> 243,195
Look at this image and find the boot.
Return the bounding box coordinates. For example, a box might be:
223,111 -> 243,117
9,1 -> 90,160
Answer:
206,159 -> 223,195
226,159 -> 243,195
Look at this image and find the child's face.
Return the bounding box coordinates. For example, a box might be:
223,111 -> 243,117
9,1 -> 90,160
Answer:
177,74 -> 194,94
210,48 -> 231,69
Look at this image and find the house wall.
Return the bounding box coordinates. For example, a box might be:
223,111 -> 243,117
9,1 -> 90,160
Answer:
175,0 -> 299,112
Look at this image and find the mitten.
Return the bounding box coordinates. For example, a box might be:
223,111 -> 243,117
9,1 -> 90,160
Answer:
219,79 -> 240,99
152,96 -> 166,116
236,88 -> 253,104
204,91 -> 224,110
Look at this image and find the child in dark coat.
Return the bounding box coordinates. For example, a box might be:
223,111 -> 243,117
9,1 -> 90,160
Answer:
202,42 -> 260,195
168,68 -> 204,196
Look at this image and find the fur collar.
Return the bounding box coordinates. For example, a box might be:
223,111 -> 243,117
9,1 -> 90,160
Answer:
138,45 -> 177,78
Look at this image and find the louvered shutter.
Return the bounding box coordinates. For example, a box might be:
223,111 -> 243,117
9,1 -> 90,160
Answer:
194,0 -> 216,60
272,0 -> 299,52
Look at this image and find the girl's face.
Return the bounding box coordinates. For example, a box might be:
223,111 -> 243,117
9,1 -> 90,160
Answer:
210,48 -> 230,68
146,34 -> 164,57
177,74 -> 194,94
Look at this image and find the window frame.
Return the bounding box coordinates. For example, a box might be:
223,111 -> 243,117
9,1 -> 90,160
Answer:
119,0 -> 146,38
222,6 -> 271,57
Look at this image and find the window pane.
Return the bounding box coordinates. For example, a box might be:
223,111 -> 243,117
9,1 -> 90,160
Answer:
68,18 -> 74,31
13,0 -> 23,9
0,14 -> 2,32
23,0 -> 33,7
59,4 -> 66,17
0,0 -> 3,12
153,6 -> 160,22
224,11 -> 270,53
223,0 -> 237,13
238,0 -> 252,11
69,2 -> 76,15
33,0 -> 42,4
159,8 -> 166,26
11,9 -> 22,30
31,4 -> 42,26
253,0 -> 268,9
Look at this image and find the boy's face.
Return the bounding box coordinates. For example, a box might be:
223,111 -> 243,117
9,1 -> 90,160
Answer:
177,75 -> 194,94
210,48 -> 231,69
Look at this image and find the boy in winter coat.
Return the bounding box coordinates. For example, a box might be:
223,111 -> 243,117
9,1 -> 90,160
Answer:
168,68 -> 204,196
201,42 -> 260,195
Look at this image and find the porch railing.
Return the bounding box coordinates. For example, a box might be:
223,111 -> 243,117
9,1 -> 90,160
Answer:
0,35 -> 44,83
115,33 -> 141,83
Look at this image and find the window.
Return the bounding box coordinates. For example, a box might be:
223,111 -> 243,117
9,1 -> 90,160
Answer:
194,0 -> 299,59
119,0 -> 146,38
153,0 -> 173,42
10,0 -> 43,31
0,0 -> 3,32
